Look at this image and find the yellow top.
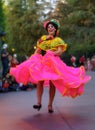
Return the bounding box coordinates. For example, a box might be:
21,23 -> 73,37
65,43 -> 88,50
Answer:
37,35 -> 67,52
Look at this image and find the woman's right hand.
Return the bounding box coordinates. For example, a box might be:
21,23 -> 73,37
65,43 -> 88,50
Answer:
34,48 -> 41,54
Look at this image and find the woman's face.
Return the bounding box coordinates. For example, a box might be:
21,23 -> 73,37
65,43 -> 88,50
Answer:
47,24 -> 56,36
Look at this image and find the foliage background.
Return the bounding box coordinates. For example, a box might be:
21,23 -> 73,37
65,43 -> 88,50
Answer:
0,0 -> 95,62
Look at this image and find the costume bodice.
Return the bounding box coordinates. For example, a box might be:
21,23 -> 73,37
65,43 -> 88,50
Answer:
37,35 -> 67,52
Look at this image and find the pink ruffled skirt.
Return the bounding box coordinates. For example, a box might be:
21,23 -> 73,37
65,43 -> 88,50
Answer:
10,51 -> 91,98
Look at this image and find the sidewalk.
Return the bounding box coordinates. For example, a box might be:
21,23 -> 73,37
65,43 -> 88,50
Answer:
0,71 -> 94,130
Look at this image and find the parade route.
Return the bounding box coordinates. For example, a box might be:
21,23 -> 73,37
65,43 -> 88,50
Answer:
0,71 -> 95,130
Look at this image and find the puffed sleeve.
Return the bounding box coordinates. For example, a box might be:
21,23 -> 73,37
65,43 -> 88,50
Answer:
54,37 -> 67,52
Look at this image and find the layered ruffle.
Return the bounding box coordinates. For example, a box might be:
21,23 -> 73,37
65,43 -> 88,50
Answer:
10,50 -> 91,98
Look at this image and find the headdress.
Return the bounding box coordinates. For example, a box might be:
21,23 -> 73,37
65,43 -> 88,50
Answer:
43,19 -> 60,30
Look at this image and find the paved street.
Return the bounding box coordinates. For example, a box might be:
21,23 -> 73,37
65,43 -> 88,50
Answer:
0,71 -> 95,130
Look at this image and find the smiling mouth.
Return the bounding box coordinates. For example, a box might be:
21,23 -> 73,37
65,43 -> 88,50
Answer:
49,29 -> 54,32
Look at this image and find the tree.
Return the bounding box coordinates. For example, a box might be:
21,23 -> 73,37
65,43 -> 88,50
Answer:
5,0 -> 57,57
0,0 -> 6,48
0,0 -> 5,31
5,0 -> 45,57
51,0 -> 95,58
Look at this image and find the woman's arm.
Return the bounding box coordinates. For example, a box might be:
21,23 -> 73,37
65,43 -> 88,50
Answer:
34,47 -> 41,54
54,46 -> 63,56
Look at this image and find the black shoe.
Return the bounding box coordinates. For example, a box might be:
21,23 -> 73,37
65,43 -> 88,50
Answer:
33,104 -> 42,111
48,105 -> 54,113
48,109 -> 54,113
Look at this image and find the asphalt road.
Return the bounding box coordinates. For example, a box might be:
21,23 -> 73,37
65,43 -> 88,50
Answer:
0,71 -> 95,130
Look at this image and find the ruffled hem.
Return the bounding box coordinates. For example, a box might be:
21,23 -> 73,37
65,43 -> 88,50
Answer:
10,50 -> 91,98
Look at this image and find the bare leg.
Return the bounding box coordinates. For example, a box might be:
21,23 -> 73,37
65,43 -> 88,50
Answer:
48,81 -> 56,112
37,81 -> 44,105
33,81 -> 44,110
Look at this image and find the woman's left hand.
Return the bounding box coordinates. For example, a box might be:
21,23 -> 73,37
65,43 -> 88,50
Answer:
54,47 -> 63,56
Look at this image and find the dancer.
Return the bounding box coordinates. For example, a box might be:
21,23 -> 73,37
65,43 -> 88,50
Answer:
10,19 -> 91,113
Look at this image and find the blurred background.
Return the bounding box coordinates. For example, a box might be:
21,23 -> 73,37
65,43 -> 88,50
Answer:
0,0 -> 95,66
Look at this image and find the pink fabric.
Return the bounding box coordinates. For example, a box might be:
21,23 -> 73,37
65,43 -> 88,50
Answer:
43,20 -> 50,29
10,50 -> 91,98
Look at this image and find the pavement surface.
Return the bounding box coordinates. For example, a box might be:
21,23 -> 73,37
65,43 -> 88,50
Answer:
0,71 -> 95,130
